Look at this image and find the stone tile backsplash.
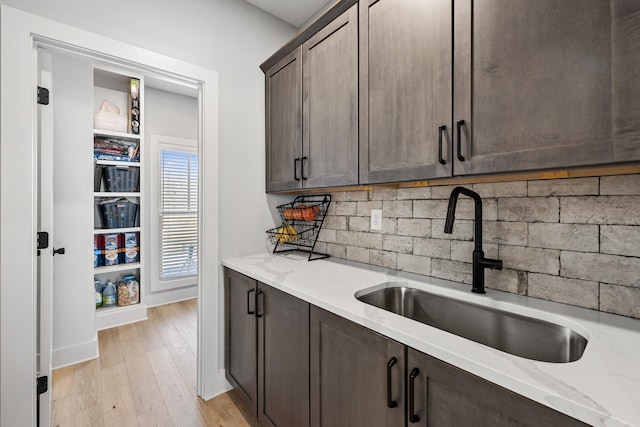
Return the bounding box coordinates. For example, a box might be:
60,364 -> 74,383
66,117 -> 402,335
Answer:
315,174 -> 640,319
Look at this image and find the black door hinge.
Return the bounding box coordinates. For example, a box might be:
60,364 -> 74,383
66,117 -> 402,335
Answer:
37,87 -> 50,105
37,376 -> 48,395
37,231 -> 49,256
37,232 -> 49,250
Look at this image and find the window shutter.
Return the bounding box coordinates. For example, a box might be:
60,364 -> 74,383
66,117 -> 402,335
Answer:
160,150 -> 198,279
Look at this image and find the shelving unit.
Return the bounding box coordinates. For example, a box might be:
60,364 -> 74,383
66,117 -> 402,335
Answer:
93,67 -> 146,330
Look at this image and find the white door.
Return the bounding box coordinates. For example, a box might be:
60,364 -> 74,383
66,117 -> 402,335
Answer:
36,48 -> 53,427
49,51 -> 95,368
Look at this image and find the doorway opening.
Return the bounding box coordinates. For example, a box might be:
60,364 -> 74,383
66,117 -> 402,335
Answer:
35,40 -> 204,426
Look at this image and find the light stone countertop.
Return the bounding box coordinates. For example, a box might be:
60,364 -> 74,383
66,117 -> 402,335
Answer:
222,252 -> 640,427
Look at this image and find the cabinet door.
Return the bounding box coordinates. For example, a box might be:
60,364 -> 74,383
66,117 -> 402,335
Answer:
360,0 -> 452,184
310,306 -> 404,427
453,0 -> 613,175
613,0 -> 640,161
302,4 -> 359,188
257,284 -> 310,427
224,268 -> 258,415
266,47 -> 303,192
406,348 -> 588,427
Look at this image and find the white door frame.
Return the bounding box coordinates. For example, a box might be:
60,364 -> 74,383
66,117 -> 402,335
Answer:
0,6 -> 224,426
36,48 -> 54,427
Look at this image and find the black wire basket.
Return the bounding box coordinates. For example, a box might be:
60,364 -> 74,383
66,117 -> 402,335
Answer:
266,194 -> 331,261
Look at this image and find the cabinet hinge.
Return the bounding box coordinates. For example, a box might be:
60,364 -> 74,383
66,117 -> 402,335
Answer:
37,376 -> 48,395
37,87 -> 50,105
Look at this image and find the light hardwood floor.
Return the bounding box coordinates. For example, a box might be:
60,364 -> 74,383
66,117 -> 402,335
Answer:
51,299 -> 259,427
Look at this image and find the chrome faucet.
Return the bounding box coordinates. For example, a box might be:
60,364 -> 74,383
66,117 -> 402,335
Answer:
444,187 -> 502,294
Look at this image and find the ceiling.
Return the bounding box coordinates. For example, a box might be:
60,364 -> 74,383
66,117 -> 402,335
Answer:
245,0 -> 334,27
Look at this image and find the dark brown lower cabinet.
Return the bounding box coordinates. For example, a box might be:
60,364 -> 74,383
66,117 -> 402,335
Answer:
224,268 -> 310,427
226,268 -> 588,427
310,306 -> 404,427
309,305 -> 588,427
406,348 -> 588,427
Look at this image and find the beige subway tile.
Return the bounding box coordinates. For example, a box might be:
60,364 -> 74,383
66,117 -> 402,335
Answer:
329,192 -> 346,202
561,251 -> 640,287
356,201 -> 382,216
484,221 -> 528,246
349,216 -> 369,232
413,238 -> 450,259
398,254 -> 431,276
324,215 -> 347,230
346,246 -> 369,263
336,230 -> 358,246
398,218 -> 432,237
430,185 -> 463,199
345,191 -> 368,201
529,223 -> 599,252
601,225 -> 640,257
560,196 -> 640,225
450,241 -> 498,262
600,174 -> 640,195
413,200 -> 449,219
369,188 -> 397,200
528,273 -> 598,309
357,232 -> 383,249
498,197 -> 559,223
431,259 -> 472,285
473,181 -> 527,198
382,200 -> 413,218
317,228 -> 336,243
369,250 -> 397,269
528,177 -> 598,197
326,243 -> 347,259
382,218 -> 398,235
499,246 -> 559,275
485,269 -> 525,294
382,235 -> 413,254
432,219 -> 474,241
335,201 -> 357,216
455,198 -> 498,221
397,187 -> 431,200
600,284 -> 640,319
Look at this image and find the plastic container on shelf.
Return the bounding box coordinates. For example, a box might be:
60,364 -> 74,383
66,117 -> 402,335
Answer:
103,165 -> 139,192
102,281 -> 117,307
94,111 -> 127,133
94,280 -> 103,307
117,275 -> 140,307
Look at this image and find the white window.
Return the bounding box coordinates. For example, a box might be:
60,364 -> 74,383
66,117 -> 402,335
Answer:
150,135 -> 198,292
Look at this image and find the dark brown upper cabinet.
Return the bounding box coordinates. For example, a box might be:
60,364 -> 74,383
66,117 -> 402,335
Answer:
263,0 -> 640,191
359,0 -> 453,184
453,0 -> 624,175
265,5 -> 358,192
612,0 -> 640,162
265,47 -> 303,192
303,4 -> 359,188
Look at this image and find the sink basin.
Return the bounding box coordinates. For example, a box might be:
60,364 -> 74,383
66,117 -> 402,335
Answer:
355,284 -> 588,363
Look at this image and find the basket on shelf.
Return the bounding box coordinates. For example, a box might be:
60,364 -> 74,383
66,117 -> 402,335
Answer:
97,198 -> 139,229
266,194 -> 331,261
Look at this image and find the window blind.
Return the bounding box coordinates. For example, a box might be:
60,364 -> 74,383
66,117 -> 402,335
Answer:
160,149 -> 198,279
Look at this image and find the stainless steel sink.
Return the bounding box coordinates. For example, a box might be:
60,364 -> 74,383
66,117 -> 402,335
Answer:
355,284 -> 588,363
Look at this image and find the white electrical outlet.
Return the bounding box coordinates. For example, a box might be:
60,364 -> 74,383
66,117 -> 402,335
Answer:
371,209 -> 382,231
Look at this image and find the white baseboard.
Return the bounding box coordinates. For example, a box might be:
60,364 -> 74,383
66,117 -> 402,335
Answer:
145,285 -> 198,307
52,336 -> 99,369
201,369 -> 233,401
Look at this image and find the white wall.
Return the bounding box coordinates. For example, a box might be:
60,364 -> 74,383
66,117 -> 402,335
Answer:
1,1 -> 295,424
2,0 -> 296,260
144,87 -> 200,305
